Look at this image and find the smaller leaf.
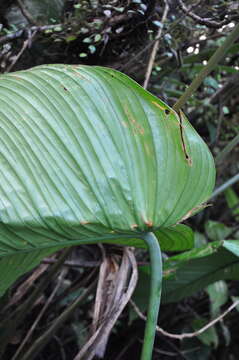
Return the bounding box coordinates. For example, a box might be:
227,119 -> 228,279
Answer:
140,3 -> 147,11
65,35 -> 77,43
205,221 -> 231,241
192,318 -> 218,348
204,76 -> 219,89
162,240 -> 239,303
83,37 -> 92,43
206,280 -> 228,317
80,27 -> 89,34
88,45 -> 96,54
223,240 -> 239,257
113,7 -> 124,13
222,105 -> 230,114
94,34 -> 102,42
152,20 -> 163,28
54,26 -> 62,32
231,296 -> 239,312
225,188 -> 239,218
194,231 -> 207,248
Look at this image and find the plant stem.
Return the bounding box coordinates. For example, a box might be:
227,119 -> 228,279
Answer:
210,172 -> 239,199
173,23 -> 239,112
141,232 -> 162,360
215,133 -> 239,165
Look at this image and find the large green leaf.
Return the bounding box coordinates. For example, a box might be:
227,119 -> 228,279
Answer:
0,65 -> 215,295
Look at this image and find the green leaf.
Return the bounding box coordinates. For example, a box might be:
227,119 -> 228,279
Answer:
83,37 -> 92,43
0,65 -> 215,295
155,224 -> 194,251
152,21 -> 163,28
205,221 -> 231,241
223,240 -> 239,257
206,281 -> 228,317
204,76 -> 219,89
0,247 -> 60,295
65,35 -> 77,43
225,188 -> 239,218
231,296 -> 239,312
105,224 -> 194,251
192,318 -> 218,348
162,240 -> 239,303
94,34 -> 101,42
79,52 -> 87,57
88,45 -> 96,54
132,240 -> 239,317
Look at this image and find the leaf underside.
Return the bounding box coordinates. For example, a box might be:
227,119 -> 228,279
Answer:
0,65 -> 215,295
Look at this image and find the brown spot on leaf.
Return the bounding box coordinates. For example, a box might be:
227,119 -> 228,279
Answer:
145,220 -> 153,227
151,101 -> 165,111
12,76 -> 23,81
80,220 -> 90,225
179,203 -> 211,222
124,105 -> 145,135
72,69 -> 89,80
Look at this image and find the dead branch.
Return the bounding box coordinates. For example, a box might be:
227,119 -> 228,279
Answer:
177,0 -> 239,29
73,247 -> 138,360
143,0 -> 169,89
0,24 -> 62,45
16,0 -> 37,25
130,298 -> 239,340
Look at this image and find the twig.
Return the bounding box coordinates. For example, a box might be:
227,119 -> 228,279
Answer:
130,299 -> 239,339
16,0 -> 37,25
20,278 -> 97,360
6,29 -> 37,72
0,248 -> 72,357
210,173 -> 239,199
173,23 -> 239,112
42,258 -> 100,268
215,133 -> 239,165
0,24 -> 62,45
143,0 -> 169,89
8,263 -> 50,308
12,268 -> 67,360
118,1 -> 202,72
73,247 -> 138,360
210,74 -> 239,105
214,99 -> 224,144
177,0 -> 239,28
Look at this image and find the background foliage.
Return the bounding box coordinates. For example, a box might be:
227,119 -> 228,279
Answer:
0,0 -> 238,359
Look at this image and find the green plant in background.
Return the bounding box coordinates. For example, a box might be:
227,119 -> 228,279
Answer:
0,64 -> 215,359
